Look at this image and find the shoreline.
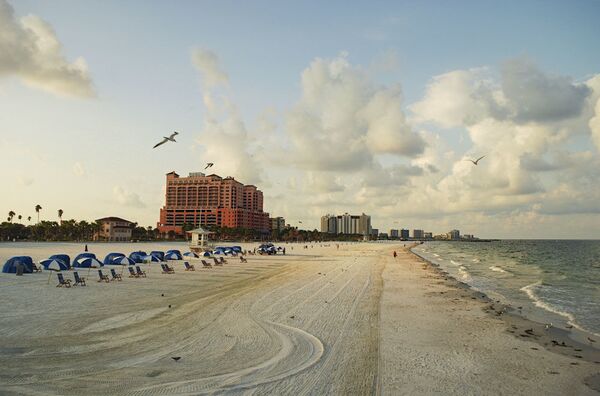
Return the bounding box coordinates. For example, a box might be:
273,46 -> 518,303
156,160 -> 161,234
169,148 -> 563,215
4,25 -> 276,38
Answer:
409,245 -> 600,362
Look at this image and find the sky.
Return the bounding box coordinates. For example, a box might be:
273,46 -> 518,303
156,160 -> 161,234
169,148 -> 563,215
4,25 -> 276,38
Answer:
1,0 -> 600,238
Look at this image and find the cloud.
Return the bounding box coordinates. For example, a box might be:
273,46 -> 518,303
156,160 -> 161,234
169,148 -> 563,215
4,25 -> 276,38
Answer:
72,162 -> 85,177
501,58 -> 591,123
113,186 -> 146,208
17,176 -> 34,186
191,48 -> 229,87
284,54 -> 425,172
590,96 -> 600,151
0,0 -> 94,97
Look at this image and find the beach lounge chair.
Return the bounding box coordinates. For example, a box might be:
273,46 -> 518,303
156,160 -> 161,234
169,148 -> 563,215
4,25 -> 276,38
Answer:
73,271 -> 86,286
97,270 -> 110,283
110,268 -> 122,281
32,263 -> 42,272
128,266 -> 139,278
184,261 -> 195,271
201,260 -> 212,268
135,266 -> 146,277
161,264 -> 174,274
240,256 -> 247,263
219,257 -> 227,264
56,273 -> 71,288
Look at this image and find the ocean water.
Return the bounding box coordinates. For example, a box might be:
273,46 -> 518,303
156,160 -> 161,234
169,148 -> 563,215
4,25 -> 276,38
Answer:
412,240 -> 600,337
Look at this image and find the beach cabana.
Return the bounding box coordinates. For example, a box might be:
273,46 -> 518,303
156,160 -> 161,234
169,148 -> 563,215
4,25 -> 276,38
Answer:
183,251 -> 199,258
150,251 -> 164,261
49,254 -> 71,268
73,257 -> 104,268
103,253 -> 125,265
166,249 -> 181,256
129,251 -> 147,263
40,259 -> 69,271
165,251 -> 183,261
202,251 -> 212,257
2,256 -> 34,274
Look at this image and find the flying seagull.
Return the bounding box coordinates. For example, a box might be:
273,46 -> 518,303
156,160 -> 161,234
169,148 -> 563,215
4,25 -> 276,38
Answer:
171,357 -> 181,362
205,162 -> 214,170
465,155 -> 486,165
153,131 -> 179,149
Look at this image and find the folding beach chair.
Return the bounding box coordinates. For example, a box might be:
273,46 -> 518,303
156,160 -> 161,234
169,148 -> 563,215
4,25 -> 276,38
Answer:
128,266 -> 139,278
97,270 -> 110,283
201,260 -> 212,268
219,257 -> 227,265
184,261 -> 196,271
73,271 -> 86,286
240,256 -> 247,263
135,266 -> 147,277
56,273 -> 71,288
110,268 -> 122,281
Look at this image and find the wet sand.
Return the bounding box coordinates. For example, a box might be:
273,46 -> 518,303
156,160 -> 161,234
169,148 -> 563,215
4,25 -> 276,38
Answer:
0,242 -> 598,394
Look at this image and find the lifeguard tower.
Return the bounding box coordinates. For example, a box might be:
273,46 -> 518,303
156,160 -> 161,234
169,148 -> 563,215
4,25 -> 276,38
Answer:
188,227 -> 214,253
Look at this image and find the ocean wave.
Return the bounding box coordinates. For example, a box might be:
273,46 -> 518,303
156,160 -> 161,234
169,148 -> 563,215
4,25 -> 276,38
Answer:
520,281 -> 577,324
450,260 -> 460,266
457,266 -> 472,282
489,266 -> 510,274
472,258 -> 480,263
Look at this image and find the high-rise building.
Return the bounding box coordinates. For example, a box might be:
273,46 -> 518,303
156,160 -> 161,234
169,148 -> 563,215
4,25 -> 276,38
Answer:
424,232 -> 433,239
413,229 -> 424,239
270,216 -> 286,232
447,229 -> 460,240
390,229 -> 399,238
158,171 -> 270,235
400,229 -> 409,239
321,213 -> 371,235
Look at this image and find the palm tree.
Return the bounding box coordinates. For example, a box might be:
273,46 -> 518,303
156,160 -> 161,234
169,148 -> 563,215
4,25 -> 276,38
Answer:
8,211 -> 15,222
35,205 -> 42,223
58,209 -> 63,225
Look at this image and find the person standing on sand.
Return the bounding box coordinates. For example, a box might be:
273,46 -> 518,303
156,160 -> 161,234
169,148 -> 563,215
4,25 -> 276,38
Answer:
393,251 -> 397,258
85,244 -> 88,252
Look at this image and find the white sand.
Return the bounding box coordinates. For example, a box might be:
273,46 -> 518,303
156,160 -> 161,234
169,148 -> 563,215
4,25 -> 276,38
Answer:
0,242 -> 598,395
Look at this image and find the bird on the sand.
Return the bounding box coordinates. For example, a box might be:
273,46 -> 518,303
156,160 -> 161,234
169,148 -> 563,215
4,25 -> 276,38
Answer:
153,131 -> 179,149
205,162 -> 214,170
588,337 -> 596,343
171,357 -> 181,362
465,155 -> 486,165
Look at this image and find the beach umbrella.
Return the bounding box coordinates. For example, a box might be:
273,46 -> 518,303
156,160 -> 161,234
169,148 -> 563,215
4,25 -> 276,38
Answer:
129,251 -> 147,263
202,251 -> 212,257
112,256 -> 136,265
143,254 -> 162,263
150,251 -> 165,261
73,257 -> 103,268
183,251 -> 199,258
103,252 -> 125,265
40,259 -> 68,284
165,252 -> 182,261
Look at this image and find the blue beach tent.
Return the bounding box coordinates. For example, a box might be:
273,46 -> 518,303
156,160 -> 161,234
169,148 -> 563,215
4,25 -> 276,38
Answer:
202,251 -> 212,257
231,246 -> 242,253
2,256 -> 34,274
49,254 -> 71,268
103,253 -> 125,265
129,251 -> 147,263
165,249 -> 181,256
150,251 -> 164,261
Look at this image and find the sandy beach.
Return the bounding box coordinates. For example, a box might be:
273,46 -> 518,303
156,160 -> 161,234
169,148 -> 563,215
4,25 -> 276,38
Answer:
0,242 -> 598,395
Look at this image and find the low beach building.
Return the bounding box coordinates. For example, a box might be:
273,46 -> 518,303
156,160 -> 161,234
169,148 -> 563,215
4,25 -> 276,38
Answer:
94,217 -> 133,241
270,216 -> 286,232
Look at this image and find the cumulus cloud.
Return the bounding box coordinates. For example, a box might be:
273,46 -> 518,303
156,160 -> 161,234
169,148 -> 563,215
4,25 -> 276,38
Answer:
113,186 -> 146,208
0,0 -> 94,97
501,58 -> 590,123
191,48 -> 229,87
285,54 -> 425,172
590,96 -> 600,151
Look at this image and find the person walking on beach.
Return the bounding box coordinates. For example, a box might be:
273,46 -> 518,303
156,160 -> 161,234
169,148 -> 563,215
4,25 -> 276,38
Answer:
393,251 -> 397,258
283,247 -> 286,255
84,244 -> 88,252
